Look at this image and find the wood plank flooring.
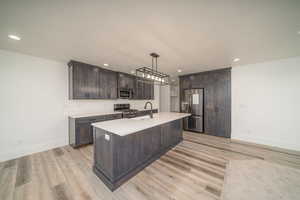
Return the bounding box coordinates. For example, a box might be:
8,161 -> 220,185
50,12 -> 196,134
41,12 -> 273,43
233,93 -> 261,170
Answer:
1,131 -> 300,200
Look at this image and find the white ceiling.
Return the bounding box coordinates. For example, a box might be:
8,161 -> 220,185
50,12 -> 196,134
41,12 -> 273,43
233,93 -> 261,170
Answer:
0,0 -> 299,76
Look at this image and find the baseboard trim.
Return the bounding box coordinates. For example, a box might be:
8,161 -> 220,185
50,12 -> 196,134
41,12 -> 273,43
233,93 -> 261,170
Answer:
231,138 -> 300,157
0,139 -> 67,162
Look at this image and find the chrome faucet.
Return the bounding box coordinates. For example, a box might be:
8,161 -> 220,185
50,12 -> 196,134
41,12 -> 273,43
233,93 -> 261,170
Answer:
144,101 -> 153,118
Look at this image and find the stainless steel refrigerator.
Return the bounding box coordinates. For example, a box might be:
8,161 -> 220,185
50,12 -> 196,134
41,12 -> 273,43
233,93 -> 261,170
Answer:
181,89 -> 204,132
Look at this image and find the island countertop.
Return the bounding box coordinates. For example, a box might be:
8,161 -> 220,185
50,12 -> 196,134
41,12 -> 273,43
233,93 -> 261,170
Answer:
92,112 -> 191,136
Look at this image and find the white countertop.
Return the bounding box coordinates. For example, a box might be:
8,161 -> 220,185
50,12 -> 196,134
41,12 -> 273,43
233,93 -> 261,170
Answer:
92,112 -> 191,136
69,111 -> 122,119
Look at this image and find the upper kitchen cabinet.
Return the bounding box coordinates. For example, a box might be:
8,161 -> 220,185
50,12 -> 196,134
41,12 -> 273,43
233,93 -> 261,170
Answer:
135,77 -> 154,100
118,73 -> 136,90
144,80 -> 154,100
68,60 -> 118,99
118,72 -> 136,99
180,76 -> 192,90
99,68 -> 118,99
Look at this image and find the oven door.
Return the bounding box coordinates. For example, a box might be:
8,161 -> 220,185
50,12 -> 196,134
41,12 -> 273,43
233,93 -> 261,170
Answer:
119,89 -> 131,99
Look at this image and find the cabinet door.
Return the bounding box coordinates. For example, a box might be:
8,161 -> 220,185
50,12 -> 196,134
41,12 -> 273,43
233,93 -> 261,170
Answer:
144,81 -> 151,99
76,121 -> 93,146
161,120 -> 182,149
214,70 -> 231,138
171,119 -> 183,142
140,126 -> 161,161
107,70 -> 118,99
71,61 -> 99,99
118,73 -> 136,99
135,78 -> 144,99
118,73 -> 135,89
202,70 -> 231,138
144,81 -> 154,99
99,69 -> 118,99
161,123 -> 173,149
113,126 -> 161,179
135,78 -> 154,100
180,76 -> 191,90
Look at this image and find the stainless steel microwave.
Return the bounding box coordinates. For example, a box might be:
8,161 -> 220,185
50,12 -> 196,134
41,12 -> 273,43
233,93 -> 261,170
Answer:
119,88 -> 132,99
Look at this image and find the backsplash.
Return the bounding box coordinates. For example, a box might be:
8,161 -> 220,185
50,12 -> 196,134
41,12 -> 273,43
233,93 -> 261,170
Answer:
64,85 -> 160,116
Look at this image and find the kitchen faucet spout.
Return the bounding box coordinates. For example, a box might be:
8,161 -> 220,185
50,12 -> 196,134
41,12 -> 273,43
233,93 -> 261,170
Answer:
144,101 -> 153,118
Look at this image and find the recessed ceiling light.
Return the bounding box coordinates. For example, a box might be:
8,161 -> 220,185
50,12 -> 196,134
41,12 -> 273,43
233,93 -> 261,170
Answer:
233,58 -> 240,62
8,34 -> 21,41
177,69 -> 182,73
103,63 -> 109,67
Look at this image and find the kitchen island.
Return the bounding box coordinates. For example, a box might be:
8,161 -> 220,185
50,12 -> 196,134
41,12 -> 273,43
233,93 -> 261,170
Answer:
92,112 -> 190,191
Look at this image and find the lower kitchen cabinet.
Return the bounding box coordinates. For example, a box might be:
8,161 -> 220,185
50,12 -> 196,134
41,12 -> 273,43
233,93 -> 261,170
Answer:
69,111 -> 158,148
76,120 -> 93,145
93,119 -> 183,191
69,113 -> 123,148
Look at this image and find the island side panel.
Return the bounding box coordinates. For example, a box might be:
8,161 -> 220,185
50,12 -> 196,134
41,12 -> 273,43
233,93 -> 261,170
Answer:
112,125 -> 162,181
93,128 -> 114,181
93,118 -> 184,191
161,119 -> 183,148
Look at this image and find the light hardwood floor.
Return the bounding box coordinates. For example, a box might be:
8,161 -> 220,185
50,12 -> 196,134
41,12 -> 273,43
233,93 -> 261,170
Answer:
1,131 -> 300,200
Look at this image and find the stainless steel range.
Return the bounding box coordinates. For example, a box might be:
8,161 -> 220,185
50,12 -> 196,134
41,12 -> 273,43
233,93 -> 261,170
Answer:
114,104 -> 138,118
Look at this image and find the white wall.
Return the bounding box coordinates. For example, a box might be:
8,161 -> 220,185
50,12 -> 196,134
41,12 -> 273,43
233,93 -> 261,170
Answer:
232,56 -> 300,151
160,85 -> 170,112
0,50 -> 160,162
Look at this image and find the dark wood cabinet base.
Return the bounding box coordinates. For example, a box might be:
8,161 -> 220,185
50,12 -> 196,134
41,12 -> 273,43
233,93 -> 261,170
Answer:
93,140 -> 181,191
69,113 -> 122,148
93,119 -> 184,191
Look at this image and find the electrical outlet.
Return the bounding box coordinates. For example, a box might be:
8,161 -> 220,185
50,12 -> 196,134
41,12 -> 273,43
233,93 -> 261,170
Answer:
105,134 -> 110,141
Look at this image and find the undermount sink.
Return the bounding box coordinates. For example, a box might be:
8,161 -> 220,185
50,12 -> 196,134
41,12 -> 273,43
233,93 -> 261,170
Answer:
132,115 -> 152,120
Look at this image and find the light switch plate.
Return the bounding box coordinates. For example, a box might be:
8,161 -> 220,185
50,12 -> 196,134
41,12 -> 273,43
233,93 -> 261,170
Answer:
105,134 -> 110,141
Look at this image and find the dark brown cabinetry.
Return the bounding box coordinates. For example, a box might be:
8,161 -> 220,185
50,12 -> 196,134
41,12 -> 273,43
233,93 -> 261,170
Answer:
118,73 -> 136,91
161,119 -> 183,148
117,72 -> 136,99
143,79 -> 154,99
135,77 -> 144,99
135,77 -> 154,100
93,119 -> 183,191
69,110 -> 158,148
76,119 -> 94,145
118,73 -> 154,100
179,68 -> 231,138
69,113 -> 123,148
69,61 -> 154,100
68,60 -> 118,99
